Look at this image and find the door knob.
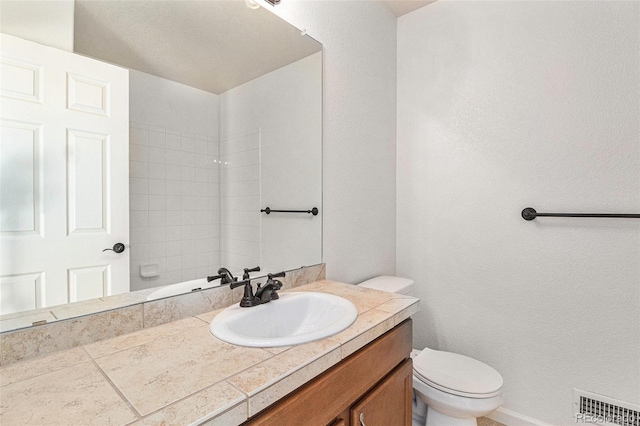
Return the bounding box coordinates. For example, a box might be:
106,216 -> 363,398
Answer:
103,243 -> 125,253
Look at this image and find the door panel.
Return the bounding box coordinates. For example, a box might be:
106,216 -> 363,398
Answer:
67,72 -> 110,116
0,34 -> 129,315
0,120 -> 42,235
68,265 -> 110,303
67,129 -> 109,234
0,272 -> 44,313
0,57 -> 42,103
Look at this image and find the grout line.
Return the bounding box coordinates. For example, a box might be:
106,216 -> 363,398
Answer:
226,380 -> 250,399
314,265 -> 324,282
86,321 -> 206,359
193,315 -> 211,324
88,355 -> 142,419
0,350 -> 93,388
123,379 -> 246,425
223,349 -> 276,385
187,401 -> 247,426
80,346 -> 92,358
228,345 -> 343,419
223,383 -> 251,424
139,303 -> 146,329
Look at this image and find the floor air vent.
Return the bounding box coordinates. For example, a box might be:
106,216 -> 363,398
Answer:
574,389 -> 640,426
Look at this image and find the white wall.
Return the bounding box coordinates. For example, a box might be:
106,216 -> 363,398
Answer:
128,70 -> 220,290
219,52 -> 322,274
0,0 -> 74,52
397,1 -> 640,424
265,1 -> 398,283
129,70 -> 219,137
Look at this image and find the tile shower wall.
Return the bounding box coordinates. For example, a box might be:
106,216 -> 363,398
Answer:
128,70 -> 220,291
129,125 -> 220,290
219,129 -> 261,273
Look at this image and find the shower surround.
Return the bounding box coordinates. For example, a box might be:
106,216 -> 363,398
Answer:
128,69 -> 220,291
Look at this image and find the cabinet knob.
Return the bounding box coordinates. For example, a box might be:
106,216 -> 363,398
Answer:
359,412 -> 366,426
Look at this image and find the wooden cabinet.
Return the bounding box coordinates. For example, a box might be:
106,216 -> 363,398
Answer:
245,319 -> 413,426
350,360 -> 413,426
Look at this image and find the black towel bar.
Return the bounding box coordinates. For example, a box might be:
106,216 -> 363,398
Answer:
522,207 -> 640,221
261,207 -> 319,216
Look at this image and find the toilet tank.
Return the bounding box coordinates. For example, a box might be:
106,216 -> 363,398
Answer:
358,276 -> 415,296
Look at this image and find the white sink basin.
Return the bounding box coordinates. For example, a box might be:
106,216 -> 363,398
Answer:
209,292 -> 357,347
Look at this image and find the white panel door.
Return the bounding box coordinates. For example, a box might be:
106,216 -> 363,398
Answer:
0,34 -> 129,314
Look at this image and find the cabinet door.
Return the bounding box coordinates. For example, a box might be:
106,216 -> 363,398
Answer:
350,359 -> 413,426
245,320 -> 412,426
328,407 -> 351,426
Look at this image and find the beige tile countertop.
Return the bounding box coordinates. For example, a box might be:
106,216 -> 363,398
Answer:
0,280 -> 419,426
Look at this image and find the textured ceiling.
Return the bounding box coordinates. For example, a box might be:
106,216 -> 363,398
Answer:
74,1 -> 322,94
382,0 -> 437,17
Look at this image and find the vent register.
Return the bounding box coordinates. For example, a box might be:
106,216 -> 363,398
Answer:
575,389 -> 640,426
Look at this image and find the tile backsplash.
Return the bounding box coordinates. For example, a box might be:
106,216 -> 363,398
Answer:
0,264 -> 325,366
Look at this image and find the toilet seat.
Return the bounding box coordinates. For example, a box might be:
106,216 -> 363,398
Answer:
413,349 -> 503,399
414,369 -> 502,399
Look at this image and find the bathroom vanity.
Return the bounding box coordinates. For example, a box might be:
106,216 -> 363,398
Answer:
0,280 -> 418,425
246,319 -> 413,426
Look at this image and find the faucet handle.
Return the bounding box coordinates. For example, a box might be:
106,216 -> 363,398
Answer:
243,266 -> 261,280
217,267 -> 238,285
229,278 -> 251,290
207,274 -> 223,283
230,278 -> 261,308
267,271 -> 286,280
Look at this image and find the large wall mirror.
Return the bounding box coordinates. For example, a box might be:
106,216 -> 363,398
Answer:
0,0 -> 322,332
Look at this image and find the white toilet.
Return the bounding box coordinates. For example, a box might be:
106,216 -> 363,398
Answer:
358,276 -> 504,426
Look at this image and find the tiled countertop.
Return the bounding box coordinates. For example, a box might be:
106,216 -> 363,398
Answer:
0,280 -> 419,426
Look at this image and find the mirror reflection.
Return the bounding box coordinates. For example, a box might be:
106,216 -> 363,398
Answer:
0,0 -> 322,331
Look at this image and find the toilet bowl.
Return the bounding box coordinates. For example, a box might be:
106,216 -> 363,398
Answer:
412,348 -> 503,426
358,276 -> 504,426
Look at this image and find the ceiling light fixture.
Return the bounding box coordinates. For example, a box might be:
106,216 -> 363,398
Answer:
244,0 -> 260,9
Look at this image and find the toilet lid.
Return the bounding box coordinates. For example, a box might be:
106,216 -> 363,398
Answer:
413,349 -> 503,395
358,276 -> 414,294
